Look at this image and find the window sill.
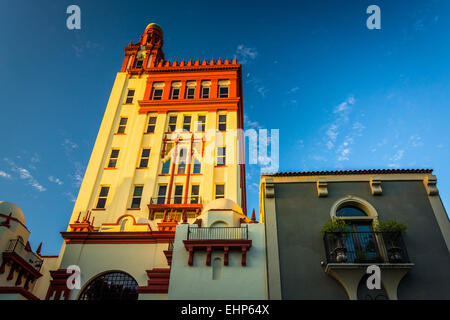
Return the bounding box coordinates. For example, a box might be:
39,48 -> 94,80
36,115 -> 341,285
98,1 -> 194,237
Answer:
92,208 -> 106,211
144,132 -> 155,135
122,103 -> 134,105
114,133 -> 126,135
136,167 -> 149,169
127,208 -> 141,211
159,174 -> 170,176
191,173 -> 202,176
104,167 -> 117,170
215,165 -> 227,168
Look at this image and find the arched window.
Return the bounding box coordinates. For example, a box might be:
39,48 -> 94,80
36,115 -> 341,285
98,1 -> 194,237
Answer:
79,272 -> 138,300
336,206 -> 367,217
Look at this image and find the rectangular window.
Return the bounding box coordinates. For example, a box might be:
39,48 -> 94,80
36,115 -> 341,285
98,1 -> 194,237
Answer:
216,147 -> 226,166
125,89 -> 135,104
147,115 -> 157,133
196,115 -> 206,132
218,114 -> 227,131
168,116 -> 177,132
219,86 -> 229,98
161,159 -> 171,174
139,148 -> 150,168
183,115 -> 192,132
186,87 -> 195,99
193,159 -> 201,174
174,185 -> 183,204
215,184 -> 225,199
201,86 -> 210,98
191,185 -> 200,204
152,88 -> 163,100
171,87 -> 180,99
157,185 -> 167,204
130,185 -> 143,208
96,186 -> 110,209
117,117 -> 128,134
108,149 -> 120,168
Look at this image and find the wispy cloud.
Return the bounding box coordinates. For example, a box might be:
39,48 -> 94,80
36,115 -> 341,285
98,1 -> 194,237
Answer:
246,73 -> 268,98
4,158 -> 46,192
235,44 -> 258,64
0,171 -> 11,179
62,138 -> 79,152
48,176 -> 63,186
244,113 -> 262,130
287,86 -> 300,94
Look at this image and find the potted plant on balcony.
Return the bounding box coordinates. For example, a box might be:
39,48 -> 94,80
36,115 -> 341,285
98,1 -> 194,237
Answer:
321,218 -> 349,263
374,219 -> 407,262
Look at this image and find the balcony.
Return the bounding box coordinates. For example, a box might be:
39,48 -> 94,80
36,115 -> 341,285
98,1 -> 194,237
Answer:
4,239 -> 43,272
323,231 -> 410,264
322,231 -> 414,300
183,226 -> 252,266
0,239 -> 43,288
148,197 -> 203,221
149,196 -> 203,205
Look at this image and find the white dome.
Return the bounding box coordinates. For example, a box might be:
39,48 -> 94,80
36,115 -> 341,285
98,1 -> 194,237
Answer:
202,198 -> 244,216
0,201 -> 25,224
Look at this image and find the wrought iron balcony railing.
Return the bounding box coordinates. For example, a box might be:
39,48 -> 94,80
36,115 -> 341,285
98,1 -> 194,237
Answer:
5,239 -> 43,272
149,196 -> 202,205
323,231 -> 410,264
187,225 -> 248,241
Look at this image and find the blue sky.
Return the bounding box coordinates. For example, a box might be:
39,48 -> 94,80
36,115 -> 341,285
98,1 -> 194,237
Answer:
0,0 -> 449,255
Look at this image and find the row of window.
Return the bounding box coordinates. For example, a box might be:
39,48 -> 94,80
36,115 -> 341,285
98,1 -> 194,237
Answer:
117,114 -> 226,135
106,146 -> 226,171
95,184 -> 225,209
124,82 -> 229,104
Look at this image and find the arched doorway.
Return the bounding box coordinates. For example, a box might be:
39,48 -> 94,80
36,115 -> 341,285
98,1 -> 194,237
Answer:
79,271 -> 138,300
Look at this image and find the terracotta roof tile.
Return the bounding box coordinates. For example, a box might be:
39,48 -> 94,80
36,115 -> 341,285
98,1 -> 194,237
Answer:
263,169 -> 433,177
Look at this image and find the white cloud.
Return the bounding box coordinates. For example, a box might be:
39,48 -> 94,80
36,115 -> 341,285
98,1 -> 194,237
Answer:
48,176 -> 63,185
390,149 -> 405,162
409,135 -> 424,147
0,171 -> 11,179
62,138 -> 79,153
333,95 -> 355,114
235,44 -> 258,64
4,158 -> 46,192
244,114 -> 262,129
287,86 -> 300,94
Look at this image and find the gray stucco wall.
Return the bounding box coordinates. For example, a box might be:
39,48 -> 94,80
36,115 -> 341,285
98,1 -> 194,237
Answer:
270,180 -> 450,299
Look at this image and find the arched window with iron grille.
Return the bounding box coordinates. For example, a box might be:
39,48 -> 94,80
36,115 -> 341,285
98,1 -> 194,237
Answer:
79,271 -> 138,300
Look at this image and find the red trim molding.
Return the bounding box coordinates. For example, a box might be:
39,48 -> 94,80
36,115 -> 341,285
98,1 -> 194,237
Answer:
137,268 -> 170,294
183,239 -> 252,266
61,231 -> 174,244
45,269 -> 72,300
0,286 -> 39,300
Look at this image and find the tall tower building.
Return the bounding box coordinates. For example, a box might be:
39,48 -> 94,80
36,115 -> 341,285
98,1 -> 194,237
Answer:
41,23 -> 260,300
69,22 -> 246,229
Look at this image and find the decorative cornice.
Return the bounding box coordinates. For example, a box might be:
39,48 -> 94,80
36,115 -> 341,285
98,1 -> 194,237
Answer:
61,231 -> 174,244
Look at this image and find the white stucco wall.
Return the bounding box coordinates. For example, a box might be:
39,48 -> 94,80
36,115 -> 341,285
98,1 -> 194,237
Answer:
168,223 -> 268,299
